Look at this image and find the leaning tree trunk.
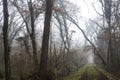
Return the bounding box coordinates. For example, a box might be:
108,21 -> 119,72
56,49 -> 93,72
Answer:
39,0 -> 54,80
2,0 -> 11,80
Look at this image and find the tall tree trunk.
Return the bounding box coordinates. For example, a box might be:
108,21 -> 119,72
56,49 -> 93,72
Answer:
104,0 -> 112,63
2,0 -> 11,80
29,0 -> 38,69
39,0 -> 54,79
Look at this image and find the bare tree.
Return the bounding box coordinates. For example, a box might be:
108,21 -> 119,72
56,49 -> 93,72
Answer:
39,0 -> 54,79
28,0 -> 38,69
2,0 -> 11,80
67,15 -> 106,66
11,0 -> 45,69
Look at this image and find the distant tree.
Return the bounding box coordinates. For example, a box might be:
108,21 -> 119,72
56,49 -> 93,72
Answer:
28,0 -> 38,69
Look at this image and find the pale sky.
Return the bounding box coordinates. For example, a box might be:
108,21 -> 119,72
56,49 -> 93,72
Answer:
69,0 -> 100,19
68,0 -> 101,46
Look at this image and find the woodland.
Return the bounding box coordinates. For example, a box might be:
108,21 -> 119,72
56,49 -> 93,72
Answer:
1,0 -> 120,80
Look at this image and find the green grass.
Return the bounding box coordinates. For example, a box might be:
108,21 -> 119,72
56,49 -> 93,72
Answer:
63,65 -> 88,80
86,64 -> 98,80
97,67 -> 119,80
0,65 -> 5,80
63,64 -> 120,80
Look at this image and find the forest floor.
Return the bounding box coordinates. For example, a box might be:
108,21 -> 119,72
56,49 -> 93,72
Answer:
63,64 -> 119,80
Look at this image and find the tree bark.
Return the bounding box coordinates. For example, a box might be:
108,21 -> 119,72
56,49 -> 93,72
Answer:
39,0 -> 54,79
2,0 -> 11,80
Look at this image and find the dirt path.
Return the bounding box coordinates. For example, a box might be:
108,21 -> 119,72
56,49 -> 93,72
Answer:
79,71 -> 88,80
79,65 -> 114,80
64,64 -> 119,80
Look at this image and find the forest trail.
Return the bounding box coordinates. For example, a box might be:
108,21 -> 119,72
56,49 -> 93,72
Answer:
63,64 -> 119,80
